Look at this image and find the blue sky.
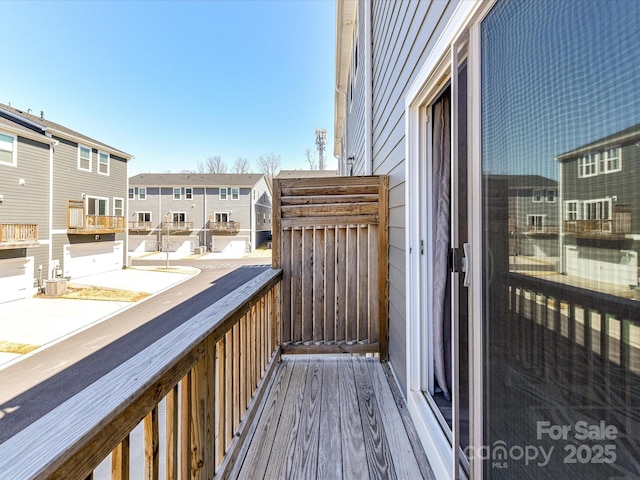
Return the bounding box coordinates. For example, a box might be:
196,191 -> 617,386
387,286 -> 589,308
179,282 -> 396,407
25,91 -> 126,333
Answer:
0,0 -> 336,175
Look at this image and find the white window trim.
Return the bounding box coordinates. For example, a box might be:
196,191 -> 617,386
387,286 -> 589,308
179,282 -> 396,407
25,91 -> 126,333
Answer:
78,145 -> 92,172
97,151 -> 110,176
173,187 -> 182,200
546,188 -> 557,203
113,197 -> 124,217
185,187 -> 193,200
231,187 -> 240,200
565,199 -> 580,220
583,197 -> 612,220
136,211 -> 152,222
128,188 -> 135,200
0,130 -> 18,167
172,211 -> 187,222
219,187 -> 228,200
138,187 -> 147,200
532,189 -> 543,202
86,195 -> 109,216
214,211 -> 230,223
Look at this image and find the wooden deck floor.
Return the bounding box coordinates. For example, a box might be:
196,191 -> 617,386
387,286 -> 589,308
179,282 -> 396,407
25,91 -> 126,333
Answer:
231,355 -> 434,479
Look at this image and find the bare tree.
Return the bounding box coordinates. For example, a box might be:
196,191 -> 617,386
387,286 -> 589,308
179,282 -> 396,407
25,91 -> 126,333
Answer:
233,157 -> 250,174
304,148 -> 317,170
198,155 -> 227,174
255,153 -> 281,178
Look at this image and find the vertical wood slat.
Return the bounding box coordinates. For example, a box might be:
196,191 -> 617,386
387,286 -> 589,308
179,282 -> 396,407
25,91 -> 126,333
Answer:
281,229 -> 292,345
313,227 -> 325,343
291,229 -> 303,343
111,435 -> 130,480
240,313 -> 248,414
378,175 -> 389,360
325,227 -> 336,343
166,385 -> 178,480
191,337 -> 214,480
180,374 -> 192,480
225,330 -> 233,451
217,336 -> 226,467
368,225 -> 379,343
302,227 -> 314,342
346,226 -> 358,343
336,227 -> 347,343
144,407 -> 159,480
233,323 -> 241,433
358,225 -> 369,342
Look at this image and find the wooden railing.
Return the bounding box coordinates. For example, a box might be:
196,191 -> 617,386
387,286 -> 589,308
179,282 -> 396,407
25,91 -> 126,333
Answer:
525,225 -> 559,234
564,207 -> 632,236
272,175 -> 389,359
128,221 -> 154,231
0,223 -> 38,248
68,200 -> 125,234
209,220 -> 240,234
0,268 -> 282,479
162,221 -> 194,232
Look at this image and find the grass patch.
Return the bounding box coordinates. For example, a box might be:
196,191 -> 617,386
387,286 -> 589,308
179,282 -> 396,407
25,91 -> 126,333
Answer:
0,341 -> 40,354
60,285 -> 150,302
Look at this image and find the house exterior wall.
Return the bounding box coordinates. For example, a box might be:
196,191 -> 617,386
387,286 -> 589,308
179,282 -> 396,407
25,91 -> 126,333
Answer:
0,135 -> 51,287
51,137 -> 128,276
343,0 -> 458,393
128,175 -> 272,254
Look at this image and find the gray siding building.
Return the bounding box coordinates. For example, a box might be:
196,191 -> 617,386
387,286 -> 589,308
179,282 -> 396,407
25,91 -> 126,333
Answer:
0,104 -> 132,302
128,173 -> 271,255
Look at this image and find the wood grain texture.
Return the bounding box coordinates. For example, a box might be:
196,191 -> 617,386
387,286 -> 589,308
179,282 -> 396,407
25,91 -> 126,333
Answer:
317,358 -> 342,479
180,375 -> 192,480
338,358 -> 368,479
144,407 -> 159,480
281,194 -> 379,205
165,386 -> 178,480
302,227 -> 314,342
313,227 -> 325,343
111,435 -> 129,480
378,175 -> 390,361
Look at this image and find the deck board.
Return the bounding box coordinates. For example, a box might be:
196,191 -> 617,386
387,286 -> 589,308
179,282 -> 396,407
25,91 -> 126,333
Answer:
235,356 -> 434,479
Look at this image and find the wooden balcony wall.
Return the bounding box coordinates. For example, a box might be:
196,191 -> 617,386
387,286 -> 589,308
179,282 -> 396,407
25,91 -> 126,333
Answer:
210,219 -> 241,234
272,175 -> 389,360
67,200 -> 125,234
162,221 -> 194,233
564,205 -> 632,236
128,221 -> 155,232
0,223 -> 39,249
0,269 -> 283,479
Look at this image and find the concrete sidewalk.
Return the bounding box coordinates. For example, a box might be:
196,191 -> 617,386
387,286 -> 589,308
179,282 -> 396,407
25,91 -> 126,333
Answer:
0,266 -> 198,369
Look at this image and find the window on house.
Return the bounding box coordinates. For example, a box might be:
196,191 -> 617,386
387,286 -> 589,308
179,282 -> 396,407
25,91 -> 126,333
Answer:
113,198 -> 124,217
128,188 -> 135,199
565,201 -> 579,220
583,198 -> 611,220
0,132 -> 17,166
136,211 -> 151,222
546,189 -> 556,202
138,187 -> 147,200
87,197 -> 108,216
527,214 -> 545,230
601,147 -> 621,173
98,151 -> 109,175
78,145 -> 92,171
214,212 -> 229,223
185,187 -> 193,200
532,189 -> 543,202
173,187 -> 181,200
220,187 -> 228,200
578,153 -> 598,177
172,212 -> 186,223
231,187 -> 239,200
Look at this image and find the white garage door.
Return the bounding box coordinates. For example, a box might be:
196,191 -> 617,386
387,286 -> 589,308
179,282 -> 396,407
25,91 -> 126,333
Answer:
0,257 -> 34,303
63,241 -> 123,279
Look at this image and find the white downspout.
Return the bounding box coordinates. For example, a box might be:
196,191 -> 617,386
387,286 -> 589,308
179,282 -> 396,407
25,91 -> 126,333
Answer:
364,0 -> 373,175
48,142 -> 55,279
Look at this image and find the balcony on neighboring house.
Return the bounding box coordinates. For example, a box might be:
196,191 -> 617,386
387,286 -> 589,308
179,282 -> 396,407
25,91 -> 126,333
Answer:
67,200 -> 125,234
128,221 -> 155,232
525,225 -> 559,235
564,205 -> 632,239
0,223 -> 39,249
209,218 -> 240,234
161,221 -> 194,233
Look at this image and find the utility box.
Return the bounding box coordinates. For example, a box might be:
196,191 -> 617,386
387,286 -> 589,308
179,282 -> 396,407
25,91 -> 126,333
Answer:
45,279 -> 67,297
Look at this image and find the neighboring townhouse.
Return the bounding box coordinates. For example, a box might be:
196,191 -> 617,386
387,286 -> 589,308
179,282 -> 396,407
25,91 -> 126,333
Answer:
0,104 -> 132,302
128,173 -> 271,255
335,1 -> 640,479
556,124 -> 640,287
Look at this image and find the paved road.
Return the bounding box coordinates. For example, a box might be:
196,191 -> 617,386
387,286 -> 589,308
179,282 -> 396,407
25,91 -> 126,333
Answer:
0,258 -> 270,444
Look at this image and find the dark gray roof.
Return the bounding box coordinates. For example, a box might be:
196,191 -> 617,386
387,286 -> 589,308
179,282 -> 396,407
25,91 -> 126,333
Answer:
0,103 -> 132,158
484,174 -> 557,188
129,173 -> 266,187
276,169 -> 339,178
556,123 -> 640,161
0,116 -> 55,143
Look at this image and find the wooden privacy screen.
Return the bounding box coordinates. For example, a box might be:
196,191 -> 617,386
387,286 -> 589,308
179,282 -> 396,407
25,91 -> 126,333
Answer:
272,175 -> 389,360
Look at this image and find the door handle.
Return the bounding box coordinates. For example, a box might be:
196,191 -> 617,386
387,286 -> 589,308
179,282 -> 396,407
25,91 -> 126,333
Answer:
461,242 -> 471,287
